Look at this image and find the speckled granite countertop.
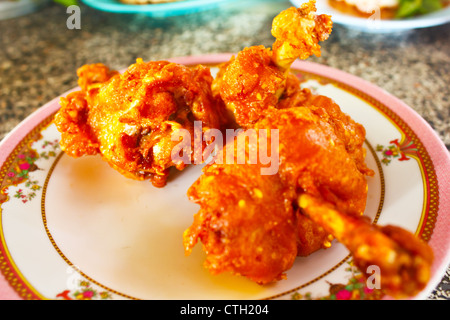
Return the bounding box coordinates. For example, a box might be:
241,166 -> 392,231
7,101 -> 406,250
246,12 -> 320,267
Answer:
0,0 -> 448,300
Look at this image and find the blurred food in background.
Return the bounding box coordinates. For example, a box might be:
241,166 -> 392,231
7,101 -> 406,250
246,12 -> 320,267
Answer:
329,0 -> 449,19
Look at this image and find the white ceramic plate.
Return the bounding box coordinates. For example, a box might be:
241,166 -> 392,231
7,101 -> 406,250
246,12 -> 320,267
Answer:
290,0 -> 450,32
0,54 -> 449,300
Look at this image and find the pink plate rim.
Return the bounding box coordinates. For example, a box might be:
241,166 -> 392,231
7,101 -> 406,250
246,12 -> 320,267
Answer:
0,54 -> 449,300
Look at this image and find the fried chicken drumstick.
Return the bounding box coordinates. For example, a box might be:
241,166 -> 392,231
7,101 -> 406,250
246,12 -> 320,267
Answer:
54,59 -> 228,187
183,1 -> 433,298
299,194 -> 433,296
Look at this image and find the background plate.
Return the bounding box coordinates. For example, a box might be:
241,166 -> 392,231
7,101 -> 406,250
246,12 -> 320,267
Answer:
291,0 -> 450,32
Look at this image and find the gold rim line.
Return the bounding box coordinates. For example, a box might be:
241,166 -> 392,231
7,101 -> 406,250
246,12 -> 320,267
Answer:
407,153 -> 429,237
41,151 -> 138,300
366,139 -> 386,226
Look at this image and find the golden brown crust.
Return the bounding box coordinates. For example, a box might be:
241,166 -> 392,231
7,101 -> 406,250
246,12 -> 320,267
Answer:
299,194 -> 434,297
54,59 -> 228,187
184,164 -> 298,284
271,1 -> 333,69
215,46 -> 285,128
185,105 -> 370,282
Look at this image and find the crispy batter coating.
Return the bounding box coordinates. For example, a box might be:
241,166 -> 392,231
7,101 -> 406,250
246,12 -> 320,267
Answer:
299,194 -> 433,297
184,106 -> 370,283
278,81 -> 374,177
213,46 -> 285,128
271,1 -> 332,69
254,107 -> 369,218
54,59 -> 228,187
214,1 -> 332,128
184,163 -> 298,284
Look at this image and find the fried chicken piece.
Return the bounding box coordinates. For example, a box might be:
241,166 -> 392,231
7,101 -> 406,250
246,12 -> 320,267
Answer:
279,80 -> 374,176
213,0 -> 332,128
257,106 -> 372,256
54,59 -> 227,187
184,106 -> 368,283
254,107 -> 369,216
271,0 -> 333,70
212,46 -> 286,128
184,162 -> 298,284
184,106 -> 433,297
299,194 -> 433,297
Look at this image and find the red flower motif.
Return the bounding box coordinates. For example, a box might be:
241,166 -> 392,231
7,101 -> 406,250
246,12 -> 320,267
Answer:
336,289 -> 352,300
19,162 -> 30,170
